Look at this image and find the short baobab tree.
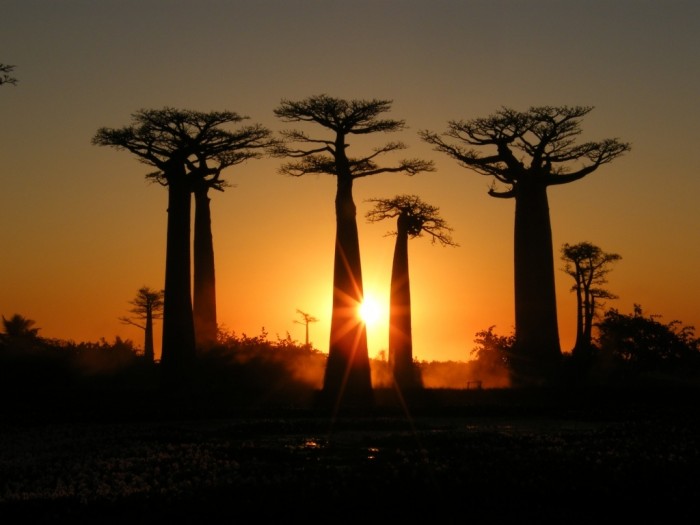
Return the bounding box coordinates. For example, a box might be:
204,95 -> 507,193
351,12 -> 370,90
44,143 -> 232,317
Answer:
294,309 -> 319,348
421,106 -> 630,385
119,286 -> 165,363
366,194 -> 457,391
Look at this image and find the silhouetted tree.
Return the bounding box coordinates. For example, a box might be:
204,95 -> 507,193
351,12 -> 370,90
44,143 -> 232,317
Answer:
561,242 -> 621,360
1,314 -> 39,338
93,108 -> 270,388
366,194 -> 457,391
180,118 -> 273,351
0,314 -> 41,355
119,286 -> 164,363
421,106 -> 630,386
0,64 -> 17,86
274,94 -> 434,408
294,309 -> 319,348
597,305 -> 700,381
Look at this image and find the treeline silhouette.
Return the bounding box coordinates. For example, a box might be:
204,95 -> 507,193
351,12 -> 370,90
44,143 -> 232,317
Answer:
2,305 -> 699,411
5,75 -> 700,406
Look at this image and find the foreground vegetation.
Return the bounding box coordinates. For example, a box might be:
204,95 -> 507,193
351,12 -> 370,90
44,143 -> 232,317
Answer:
1,387 -> 699,523
2,311 -> 700,522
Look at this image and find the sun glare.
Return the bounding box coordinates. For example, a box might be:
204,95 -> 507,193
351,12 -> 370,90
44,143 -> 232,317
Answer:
358,294 -> 383,327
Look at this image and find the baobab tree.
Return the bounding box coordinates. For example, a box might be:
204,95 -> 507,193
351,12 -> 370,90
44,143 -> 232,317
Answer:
93,108 -> 271,388
181,120 -> 273,351
294,309 -> 319,348
274,94 -> 434,408
365,194 -> 457,391
561,242 -> 621,360
421,106 -> 630,385
119,286 -> 165,363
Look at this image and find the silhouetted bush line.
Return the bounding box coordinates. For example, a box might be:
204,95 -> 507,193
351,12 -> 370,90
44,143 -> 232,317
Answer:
2,312 -> 700,422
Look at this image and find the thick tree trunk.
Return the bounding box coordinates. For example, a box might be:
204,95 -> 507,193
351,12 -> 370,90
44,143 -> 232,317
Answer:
512,182 -> 562,385
161,175 -> 196,390
193,187 -> 218,351
144,310 -> 154,363
389,218 -> 422,390
322,176 -> 373,408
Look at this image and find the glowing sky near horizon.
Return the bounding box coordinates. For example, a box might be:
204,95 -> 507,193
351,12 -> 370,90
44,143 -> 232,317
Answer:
2,0 -> 699,363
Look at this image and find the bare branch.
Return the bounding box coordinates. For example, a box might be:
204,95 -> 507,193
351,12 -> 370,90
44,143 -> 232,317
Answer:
0,64 -> 17,86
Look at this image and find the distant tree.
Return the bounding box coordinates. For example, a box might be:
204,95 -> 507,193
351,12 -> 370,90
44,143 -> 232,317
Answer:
93,108 -> 271,388
421,106 -> 630,386
294,309 -> 319,348
0,64 -> 17,86
274,94 -> 434,408
561,242 -> 621,359
119,286 -> 164,363
1,314 -> 39,338
597,305 -> 700,380
365,194 -> 457,391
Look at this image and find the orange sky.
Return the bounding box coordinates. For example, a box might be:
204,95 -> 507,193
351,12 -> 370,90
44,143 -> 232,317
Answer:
2,1 -> 699,363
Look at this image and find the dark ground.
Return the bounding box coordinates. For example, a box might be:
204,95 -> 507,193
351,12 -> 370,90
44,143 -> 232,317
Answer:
1,386 -> 699,524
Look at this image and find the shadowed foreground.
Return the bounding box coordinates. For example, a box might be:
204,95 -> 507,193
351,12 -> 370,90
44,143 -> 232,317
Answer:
1,387 -> 699,523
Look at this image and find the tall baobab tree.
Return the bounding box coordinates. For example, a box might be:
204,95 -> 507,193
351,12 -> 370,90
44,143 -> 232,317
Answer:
182,120 -> 273,351
294,309 -> 319,348
561,242 -> 621,359
93,108 -> 272,388
366,194 -> 457,391
421,106 -> 630,385
273,94 -> 434,408
119,286 -> 165,363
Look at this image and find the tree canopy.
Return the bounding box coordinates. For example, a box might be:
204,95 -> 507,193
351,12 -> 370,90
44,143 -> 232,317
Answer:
420,105 -> 631,198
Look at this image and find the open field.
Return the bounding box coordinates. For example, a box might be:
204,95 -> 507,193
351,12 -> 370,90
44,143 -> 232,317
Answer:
1,387 -> 699,523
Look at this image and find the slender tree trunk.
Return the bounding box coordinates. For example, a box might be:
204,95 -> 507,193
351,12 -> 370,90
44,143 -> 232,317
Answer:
583,295 -> 595,347
512,182 -> 562,385
193,187 -> 218,351
161,174 -> 196,390
322,175 -> 373,408
572,273 -> 585,355
144,309 -> 154,363
389,217 -> 421,390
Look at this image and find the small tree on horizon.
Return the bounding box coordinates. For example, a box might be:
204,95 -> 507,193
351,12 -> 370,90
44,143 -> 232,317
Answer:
366,194 -> 457,392
1,313 -> 39,339
119,286 -> 164,363
561,241 -> 621,360
294,309 -> 319,348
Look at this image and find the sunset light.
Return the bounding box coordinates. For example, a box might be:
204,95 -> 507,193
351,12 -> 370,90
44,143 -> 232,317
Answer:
3,2 -> 699,521
358,293 -> 384,327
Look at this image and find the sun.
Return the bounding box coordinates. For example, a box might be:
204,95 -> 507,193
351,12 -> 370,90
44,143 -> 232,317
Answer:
358,294 -> 383,327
